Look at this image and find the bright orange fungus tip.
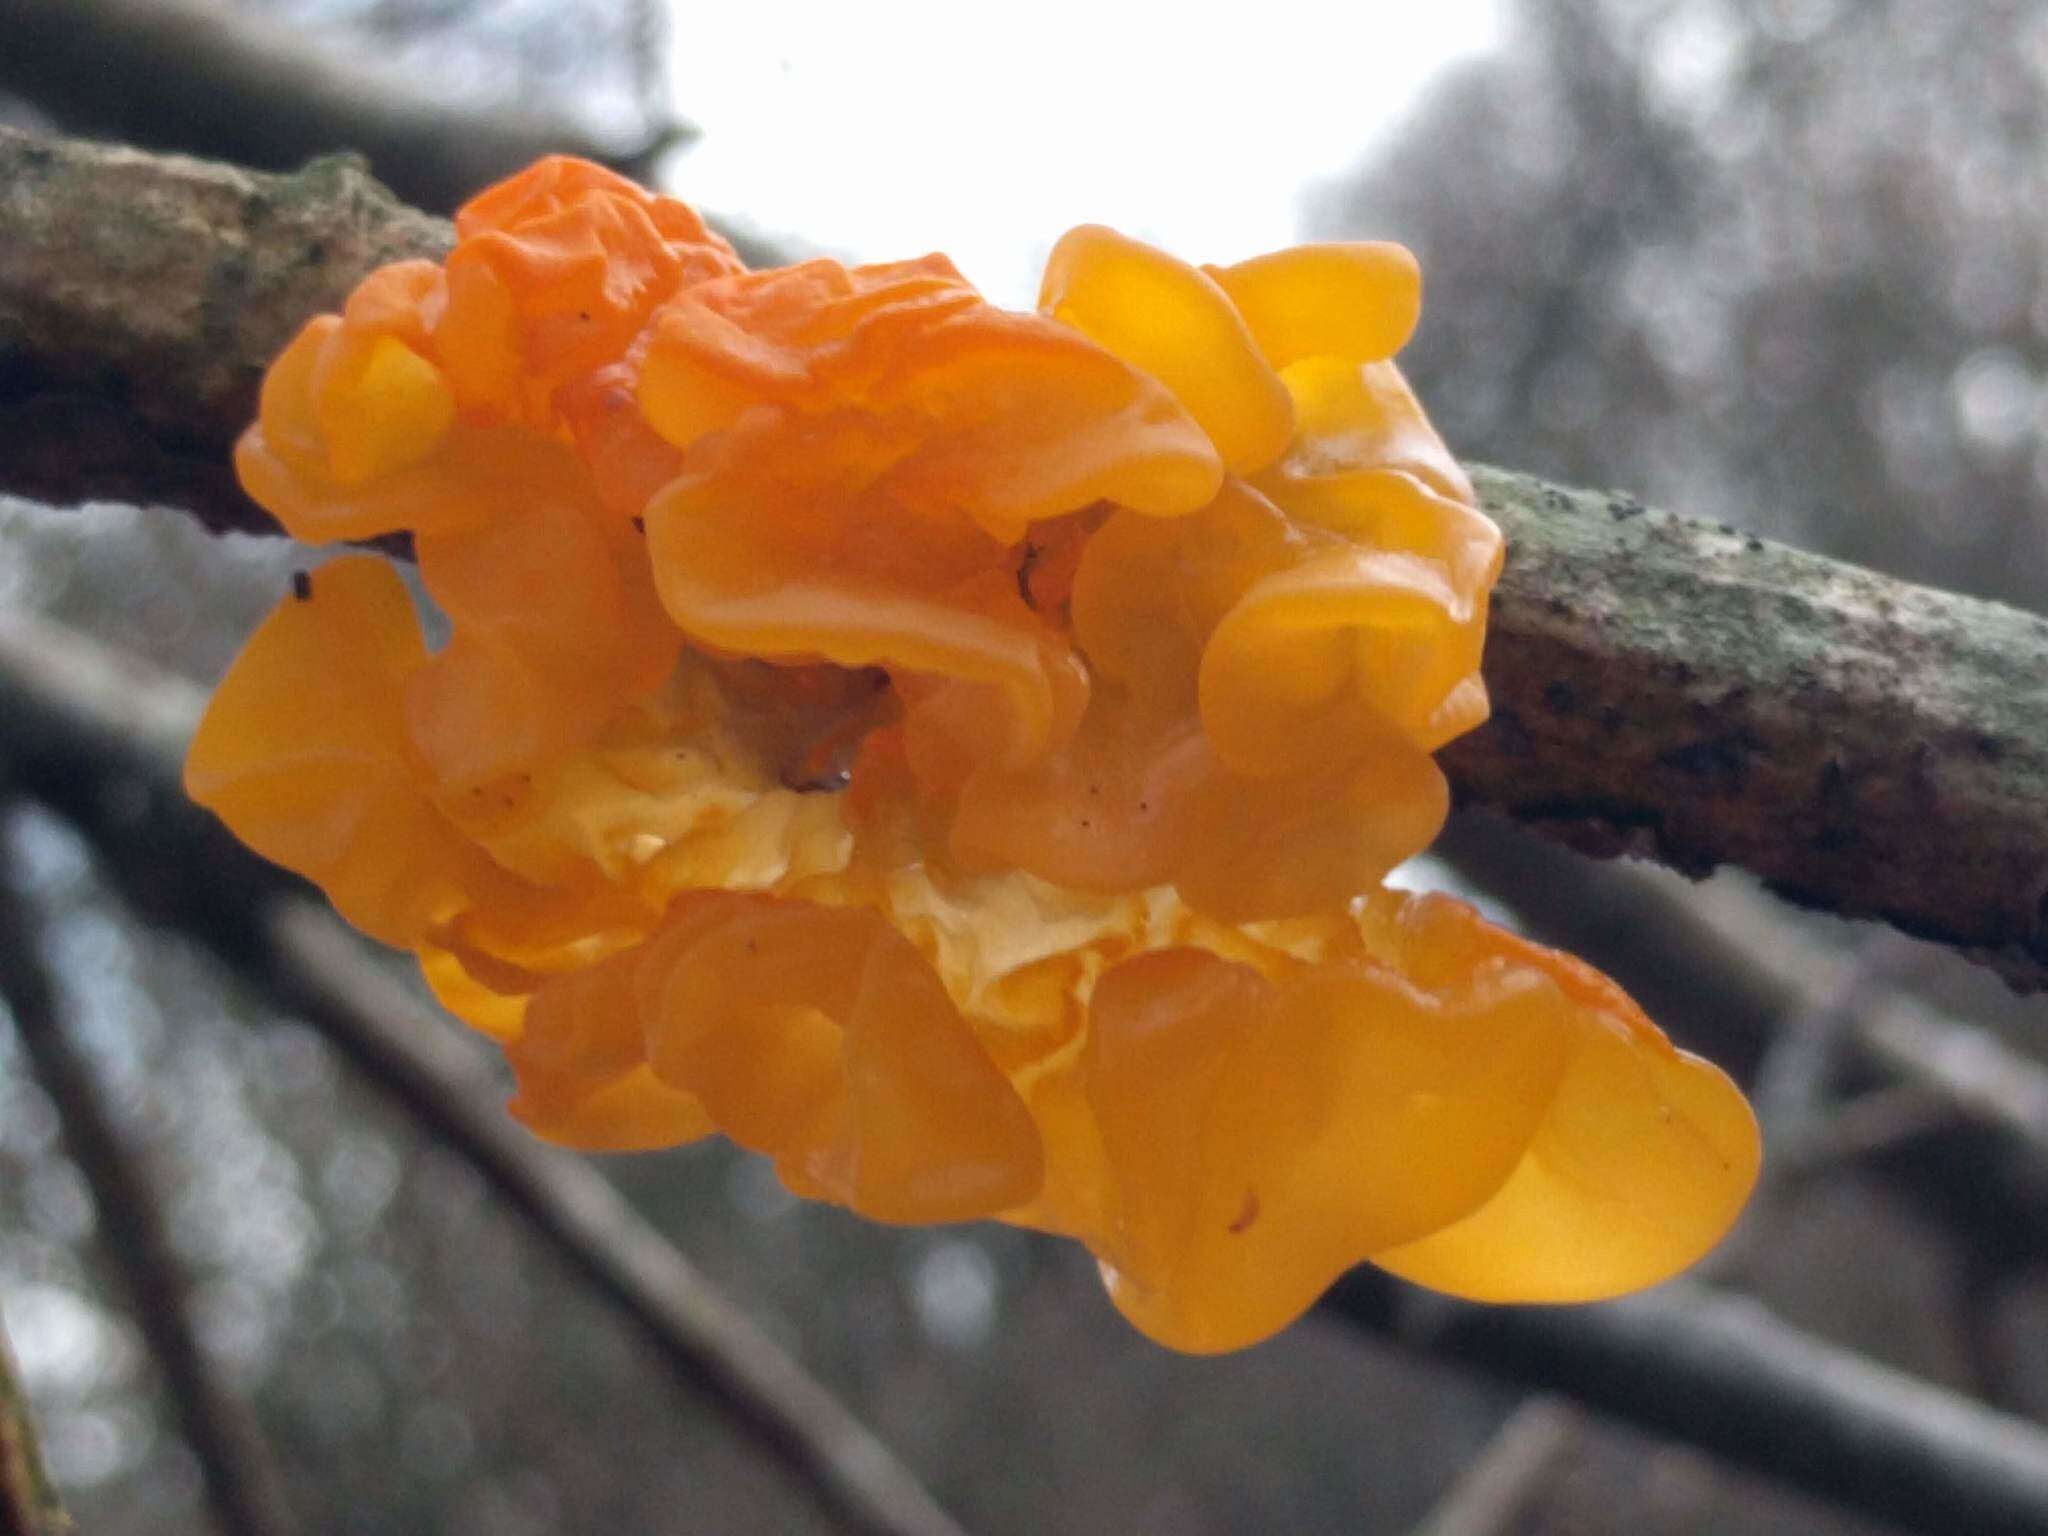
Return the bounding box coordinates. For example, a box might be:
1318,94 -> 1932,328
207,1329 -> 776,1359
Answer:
188,157 -> 1759,1352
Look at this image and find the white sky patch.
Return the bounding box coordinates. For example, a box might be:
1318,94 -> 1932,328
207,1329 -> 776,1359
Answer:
666,0 -> 1503,305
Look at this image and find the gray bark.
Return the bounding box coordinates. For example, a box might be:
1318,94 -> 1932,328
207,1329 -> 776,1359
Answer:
5,126 -> 2047,989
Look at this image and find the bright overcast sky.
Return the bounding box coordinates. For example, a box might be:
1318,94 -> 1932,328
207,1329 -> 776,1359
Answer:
667,0 -> 1504,306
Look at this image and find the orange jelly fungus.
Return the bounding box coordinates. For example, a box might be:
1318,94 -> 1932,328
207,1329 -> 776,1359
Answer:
188,158 -> 1759,1352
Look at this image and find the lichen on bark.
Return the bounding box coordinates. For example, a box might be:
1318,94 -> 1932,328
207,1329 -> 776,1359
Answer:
5,127 -> 2047,990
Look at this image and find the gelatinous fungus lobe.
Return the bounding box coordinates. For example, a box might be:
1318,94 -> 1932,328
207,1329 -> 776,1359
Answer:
187,155 -> 1759,1354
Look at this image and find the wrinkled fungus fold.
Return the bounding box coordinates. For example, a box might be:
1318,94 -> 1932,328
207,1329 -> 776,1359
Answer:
186,156 -> 1759,1352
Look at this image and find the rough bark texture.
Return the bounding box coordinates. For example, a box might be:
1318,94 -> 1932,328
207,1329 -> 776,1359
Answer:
0,0 -> 688,215
1445,470 -> 2048,989
6,126 -> 2048,989
0,125 -> 449,531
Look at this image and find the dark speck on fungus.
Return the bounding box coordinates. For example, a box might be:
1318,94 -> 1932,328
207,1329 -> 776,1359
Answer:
1229,1191 -> 1261,1233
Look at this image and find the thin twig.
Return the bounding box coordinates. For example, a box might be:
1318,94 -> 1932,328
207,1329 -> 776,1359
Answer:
0,627 -> 970,1536
0,819 -> 295,1536
1687,878 -> 2048,1161
1405,1397 -> 1580,1536
1776,1083 -> 1958,1173
1747,937 -> 1900,1143
257,898 -> 971,1536
1437,815 -> 2048,1154
1325,1273 -> 2048,1536
1690,937 -> 1908,1288
0,1310 -> 70,1536
1856,1001 -> 2048,1162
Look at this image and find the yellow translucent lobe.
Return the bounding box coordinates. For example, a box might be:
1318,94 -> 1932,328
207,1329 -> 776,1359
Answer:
506,947 -> 716,1152
416,944 -> 527,1043
1040,225 -> 1295,474
183,557 -> 480,948
1083,948 -> 1571,1353
1368,1020 -> 1760,1302
198,155 -> 1758,1354
1352,894 -> 1760,1304
1207,242 -> 1423,368
312,334 -> 456,486
637,895 -> 1042,1223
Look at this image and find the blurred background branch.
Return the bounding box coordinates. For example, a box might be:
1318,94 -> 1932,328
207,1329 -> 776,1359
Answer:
1436,816 -> 2048,1158
0,1314 -> 69,1536
0,827 -> 294,1536
1323,1272 -> 2048,1536
1403,1398 -> 1580,1536
8,570 -> 2048,1536
258,904 -> 972,1536
0,0 -> 691,214
0,617 -> 969,1536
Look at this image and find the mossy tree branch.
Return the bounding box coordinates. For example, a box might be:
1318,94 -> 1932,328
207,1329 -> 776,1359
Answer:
5,125 -> 2048,989
1444,470 -> 2048,991
0,125 -> 451,531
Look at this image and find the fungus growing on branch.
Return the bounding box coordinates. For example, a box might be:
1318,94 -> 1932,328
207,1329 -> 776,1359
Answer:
186,157 -> 1758,1352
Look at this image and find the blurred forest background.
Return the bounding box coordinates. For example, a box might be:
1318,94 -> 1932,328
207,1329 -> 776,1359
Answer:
3,1 -> 2048,1533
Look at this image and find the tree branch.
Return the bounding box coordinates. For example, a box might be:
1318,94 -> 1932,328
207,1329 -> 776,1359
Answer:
0,0 -> 691,215
0,125 -> 450,532
255,898 -> 972,1536
5,125 -> 2048,988
0,615 -> 971,1536
1404,1398 -> 1579,1536
1437,817 -> 2048,1165
1348,865 -> 2044,1536
1442,472 -> 2048,991
1325,1271 -> 2048,1536
12,558 -> 2048,1536
0,820 -> 295,1536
